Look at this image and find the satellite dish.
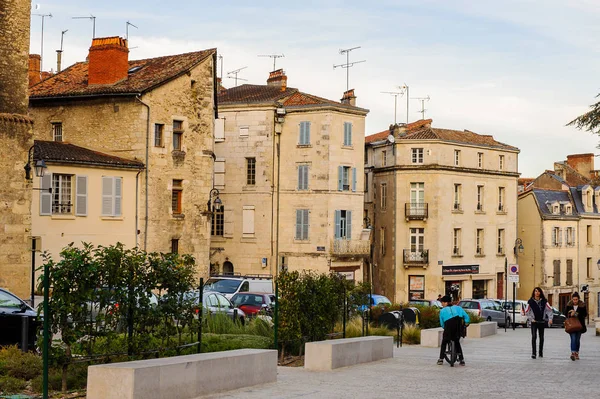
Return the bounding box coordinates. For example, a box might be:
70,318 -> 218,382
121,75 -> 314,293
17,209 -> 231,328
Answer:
387,134 -> 395,143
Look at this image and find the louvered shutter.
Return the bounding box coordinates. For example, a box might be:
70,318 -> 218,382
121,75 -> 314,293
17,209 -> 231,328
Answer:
352,168 -> 357,192
338,166 -> 343,191
346,210 -> 352,239
558,228 -> 563,246
114,177 -> 122,216
303,209 -> 309,240
296,210 -> 302,240
299,122 -> 305,144
214,118 -> 225,141
40,173 -> 52,215
223,208 -> 234,237
305,122 -> 310,144
334,210 -> 341,239
297,166 -> 303,190
102,176 -> 114,216
75,175 -> 88,216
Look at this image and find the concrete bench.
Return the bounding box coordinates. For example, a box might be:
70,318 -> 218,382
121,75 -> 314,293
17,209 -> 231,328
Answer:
467,321 -> 497,338
595,320 -> 600,336
304,336 -> 393,371
420,327 -> 444,347
86,349 -> 277,399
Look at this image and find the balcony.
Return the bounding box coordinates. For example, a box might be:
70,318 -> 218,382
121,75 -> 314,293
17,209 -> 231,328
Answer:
452,202 -> 462,212
403,249 -> 429,265
452,247 -> 462,257
331,239 -> 370,257
405,203 -> 428,220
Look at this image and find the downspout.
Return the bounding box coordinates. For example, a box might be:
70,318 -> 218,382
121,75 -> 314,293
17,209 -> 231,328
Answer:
275,133 -> 282,277
136,95 -> 150,251
135,168 -> 143,247
271,112 -> 276,276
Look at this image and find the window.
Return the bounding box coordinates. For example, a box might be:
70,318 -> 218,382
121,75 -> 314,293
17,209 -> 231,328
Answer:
246,157 -> 256,185
498,187 -> 505,212
566,227 -> 574,246
497,229 -> 505,255
295,209 -> 309,240
382,150 -> 387,166
364,148 -> 368,164
566,259 -> 573,286
154,124 -> 164,147
476,229 -> 484,255
338,166 -> 356,191
408,276 -> 425,300
453,184 -> 462,210
343,122 -> 352,146
499,155 -> 505,170
171,179 -> 183,215
299,121 -> 311,145
171,238 -> 179,254
239,126 -> 249,137
381,183 -> 387,210
380,227 -> 386,255
101,176 -> 122,217
477,152 -> 483,168
52,174 -> 72,214
454,150 -> 460,166
587,225 -> 592,245
553,260 -> 561,286
297,165 -> 309,190
453,228 -> 461,256
587,257 -> 592,278
411,148 -> 424,164
173,120 -> 184,150
551,227 -> 562,247
410,228 -> 425,253
52,122 -> 62,142
242,206 -> 255,236
211,206 -> 224,236
334,210 -> 352,239
364,173 -> 369,192
477,185 -> 484,211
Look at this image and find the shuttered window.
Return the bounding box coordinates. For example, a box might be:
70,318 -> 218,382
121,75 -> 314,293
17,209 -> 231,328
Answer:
337,166 -> 356,191
295,209 -> 309,240
75,175 -> 88,216
343,122 -> 352,146
299,121 -> 311,145
102,176 -> 123,217
40,174 -> 52,216
298,165 -> 309,190
553,260 -> 561,286
334,210 -> 352,239
242,206 -> 255,236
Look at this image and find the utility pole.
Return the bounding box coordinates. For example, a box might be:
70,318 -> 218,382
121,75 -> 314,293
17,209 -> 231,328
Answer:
333,46 -> 366,92
32,13 -> 52,72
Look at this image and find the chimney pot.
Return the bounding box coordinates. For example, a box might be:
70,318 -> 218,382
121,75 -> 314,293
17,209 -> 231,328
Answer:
341,89 -> 356,106
88,36 -> 129,85
267,69 -> 287,91
28,54 -> 41,87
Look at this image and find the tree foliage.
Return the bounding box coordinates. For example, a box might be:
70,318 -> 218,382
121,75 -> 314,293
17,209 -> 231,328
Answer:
568,93 -> 600,136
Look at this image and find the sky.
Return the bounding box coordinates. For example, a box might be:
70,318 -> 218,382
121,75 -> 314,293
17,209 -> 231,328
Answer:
29,0 -> 600,177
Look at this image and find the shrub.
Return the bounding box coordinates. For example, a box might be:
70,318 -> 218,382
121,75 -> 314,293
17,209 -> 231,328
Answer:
402,324 -> 421,345
32,363 -> 88,393
0,345 -> 42,380
200,334 -> 272,353
414,306 -> 440,329
0,375 -> 26,395
334,317 -> 394,339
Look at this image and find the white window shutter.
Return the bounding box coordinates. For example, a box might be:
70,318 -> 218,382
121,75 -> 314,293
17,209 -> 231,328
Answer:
75,175 -> 88,216
214,158 -> 225,189
295,210 -> 302,240
102,176 -> 114,216
214,118 -> 225,141
346,210 -> 352,239
40,173 -> 52,215
242,206 -> 255,235
223,208 -> 234,237
114,177 -> 122,216
352,168 -> 357,192
303,209 -> 309,239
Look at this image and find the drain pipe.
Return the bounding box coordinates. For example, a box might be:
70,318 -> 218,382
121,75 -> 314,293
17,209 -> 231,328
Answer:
135,168 -> 143,247
135,95 -> 150,251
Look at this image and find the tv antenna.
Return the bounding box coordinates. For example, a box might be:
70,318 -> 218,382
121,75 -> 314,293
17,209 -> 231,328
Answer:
218,54 -> 224,79
411,95 -> 430,120
126,21 -> 138,40
258,54 -> 285,72
56,29 -> 68,73
333,46 -> 366,92
73,15 -> 96,38
397,84 -> 409,124
381,91 -> 404,125
226,66 -> 248,87
31,12 -> 52,73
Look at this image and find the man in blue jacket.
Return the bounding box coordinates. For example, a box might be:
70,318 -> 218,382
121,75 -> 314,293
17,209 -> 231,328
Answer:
437,295 -> 470,366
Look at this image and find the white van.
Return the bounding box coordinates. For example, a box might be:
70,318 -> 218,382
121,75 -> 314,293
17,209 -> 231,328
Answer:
204,275 -> 273,300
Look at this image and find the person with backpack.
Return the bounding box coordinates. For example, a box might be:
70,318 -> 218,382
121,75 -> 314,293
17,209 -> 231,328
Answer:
564,292 -> 587,361
437,295 -> 470,366
524,287 -> 553,359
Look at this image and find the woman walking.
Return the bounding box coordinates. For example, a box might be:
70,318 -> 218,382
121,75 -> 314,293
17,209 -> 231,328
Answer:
564,292 -> 587,360
524,287 -> 553,359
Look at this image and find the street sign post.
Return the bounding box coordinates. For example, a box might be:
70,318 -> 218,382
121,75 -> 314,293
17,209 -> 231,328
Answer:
508,264 -> 519,330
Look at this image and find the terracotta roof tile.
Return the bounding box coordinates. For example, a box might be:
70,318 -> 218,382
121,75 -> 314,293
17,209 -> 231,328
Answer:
217,84 -> 297,104
34,140 -> 144,169
365,119 -> 432,144
29,49 -> 216,99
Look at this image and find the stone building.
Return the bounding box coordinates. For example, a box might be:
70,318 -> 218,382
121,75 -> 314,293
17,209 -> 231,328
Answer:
212,70 -> 370,279
518,153 -> 600,318
0,0 -> 34,297
28,37 -> 218,274
365,119 -> 520,303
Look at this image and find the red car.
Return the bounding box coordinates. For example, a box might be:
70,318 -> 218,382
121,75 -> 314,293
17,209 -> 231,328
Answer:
230,292 -> 276,317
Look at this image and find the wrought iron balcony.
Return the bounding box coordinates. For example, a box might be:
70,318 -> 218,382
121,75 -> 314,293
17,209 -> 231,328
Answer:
331,239 -> 370,257
403,249 -> 429,264
405,203 -> 428,220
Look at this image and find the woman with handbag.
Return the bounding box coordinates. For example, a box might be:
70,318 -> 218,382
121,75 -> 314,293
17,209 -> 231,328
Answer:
564,292 -> 587,361
524,287 -> 553,359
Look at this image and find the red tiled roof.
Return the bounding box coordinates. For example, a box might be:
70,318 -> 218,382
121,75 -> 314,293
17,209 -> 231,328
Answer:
365,119 -> 432,144
29,48 -> 216,98
217,84 -> 297,104
34,140 -> 144,169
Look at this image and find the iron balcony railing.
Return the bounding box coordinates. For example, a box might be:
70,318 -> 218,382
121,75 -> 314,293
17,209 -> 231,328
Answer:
405,203 -> 428,220
403,249 -> 429,264
331,239 -> 370,257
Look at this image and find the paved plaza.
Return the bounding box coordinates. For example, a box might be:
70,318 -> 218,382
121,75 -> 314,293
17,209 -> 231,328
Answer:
204,326 -> 599,399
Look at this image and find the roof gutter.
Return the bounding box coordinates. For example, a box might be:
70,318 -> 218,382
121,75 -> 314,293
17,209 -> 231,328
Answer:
29,92 -> 142,102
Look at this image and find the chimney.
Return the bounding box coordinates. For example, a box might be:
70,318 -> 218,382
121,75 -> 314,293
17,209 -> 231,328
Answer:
216,77 -> 227,93
389,123 -> 407,138
88,36 -> 129,85
340,89 -> 356,106
28,54 -> 41,86
56,50 -> 63,73
267,69 -> 287,91
566,153 -> 595,179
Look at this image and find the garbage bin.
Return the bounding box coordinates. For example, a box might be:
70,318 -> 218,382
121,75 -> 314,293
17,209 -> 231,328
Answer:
378,311 -> 404,330
402,307 -> 420,325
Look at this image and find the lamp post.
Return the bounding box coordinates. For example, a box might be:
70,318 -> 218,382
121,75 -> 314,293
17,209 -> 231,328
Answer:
513,238 -> 524,331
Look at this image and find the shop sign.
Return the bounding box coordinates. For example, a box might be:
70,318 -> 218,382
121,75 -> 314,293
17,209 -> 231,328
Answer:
442,264 -> 479,275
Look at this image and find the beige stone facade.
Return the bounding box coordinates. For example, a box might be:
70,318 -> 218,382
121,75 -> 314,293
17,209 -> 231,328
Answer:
212,74 -> 369,279
366,120 -> 519,303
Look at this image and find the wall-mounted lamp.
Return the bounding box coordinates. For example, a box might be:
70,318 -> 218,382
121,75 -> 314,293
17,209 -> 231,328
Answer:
24,144 -> 51,192
207,188 -> 222,213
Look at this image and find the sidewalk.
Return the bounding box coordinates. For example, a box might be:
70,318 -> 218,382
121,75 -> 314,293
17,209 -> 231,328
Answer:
203,327 -> 599,398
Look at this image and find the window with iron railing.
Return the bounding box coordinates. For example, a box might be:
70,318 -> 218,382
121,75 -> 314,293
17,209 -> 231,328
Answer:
52,174 -> 73,214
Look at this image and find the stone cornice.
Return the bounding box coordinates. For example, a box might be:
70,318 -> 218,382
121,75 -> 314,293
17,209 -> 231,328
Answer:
372,163 -> 520,178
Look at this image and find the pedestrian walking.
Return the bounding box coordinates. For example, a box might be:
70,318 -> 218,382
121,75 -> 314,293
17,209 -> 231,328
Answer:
564,292 -> 587,361
524,287 -> 553,359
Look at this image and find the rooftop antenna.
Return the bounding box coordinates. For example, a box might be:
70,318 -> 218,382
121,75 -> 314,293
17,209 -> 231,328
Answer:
333,46 -> 366,92
218,54 -> 224,79
411,95 -> 430,120
381,91 -> 404,125
258,54 -> 285,72
398,84 -> 409,124
226,66 -> 248,87
73,14 -> 96,38
31,12 -> 52,73
126,21 -> 138,40
56,29 -> 68,73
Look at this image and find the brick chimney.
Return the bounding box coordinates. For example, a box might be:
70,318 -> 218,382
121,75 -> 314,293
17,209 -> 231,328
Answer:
28,54 -> 41,86
267,69 -> 287,91
88,36 -> 129,85
340,89 -> 356,106
566,153 -> 595,179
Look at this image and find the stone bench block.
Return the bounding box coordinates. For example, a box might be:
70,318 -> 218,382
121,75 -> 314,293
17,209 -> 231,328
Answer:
467,321 -> 497,338
304,336 -> 393,371
86,349 -> 277,399
420,327 -> 444,347
595,320 -> 600,336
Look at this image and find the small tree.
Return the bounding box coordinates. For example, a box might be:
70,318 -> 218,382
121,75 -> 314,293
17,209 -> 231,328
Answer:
568,93 -> 600,136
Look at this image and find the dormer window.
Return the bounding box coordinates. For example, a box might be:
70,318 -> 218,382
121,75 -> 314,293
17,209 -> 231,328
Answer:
553,205 -> 559,214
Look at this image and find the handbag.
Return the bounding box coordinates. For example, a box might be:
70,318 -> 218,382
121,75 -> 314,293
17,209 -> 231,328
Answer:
565,316 -> 583,334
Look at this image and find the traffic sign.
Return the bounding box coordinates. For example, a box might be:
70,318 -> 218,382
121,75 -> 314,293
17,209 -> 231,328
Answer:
509,264 -> 519,275
508,274 -> 519,283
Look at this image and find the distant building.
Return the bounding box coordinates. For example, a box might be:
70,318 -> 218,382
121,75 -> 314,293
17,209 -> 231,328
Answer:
365,119 -> 519,303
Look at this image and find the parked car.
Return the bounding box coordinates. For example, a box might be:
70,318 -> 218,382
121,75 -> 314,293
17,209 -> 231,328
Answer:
84,287 -> 158,322
0,288 -> 40,351
501,300 -> 529,328
357,294 -> 392,312
550,307 -> 567,328
409,299 -> 442,308
183,290 -> 246,324
458,299 -> 510,327
230,292 -> 276,318
204,275 -> 273,300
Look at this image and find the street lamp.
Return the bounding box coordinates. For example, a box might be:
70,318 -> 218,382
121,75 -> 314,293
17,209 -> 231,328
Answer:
24,144 -> 48,181
207,188 -> 222,212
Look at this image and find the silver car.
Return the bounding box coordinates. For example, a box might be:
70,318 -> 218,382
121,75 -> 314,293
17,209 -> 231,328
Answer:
458,299 -> 510,327
183,290 -> 246,324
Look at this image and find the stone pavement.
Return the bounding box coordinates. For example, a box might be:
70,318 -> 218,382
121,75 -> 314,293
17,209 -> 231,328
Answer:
202,326 -> 599,399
